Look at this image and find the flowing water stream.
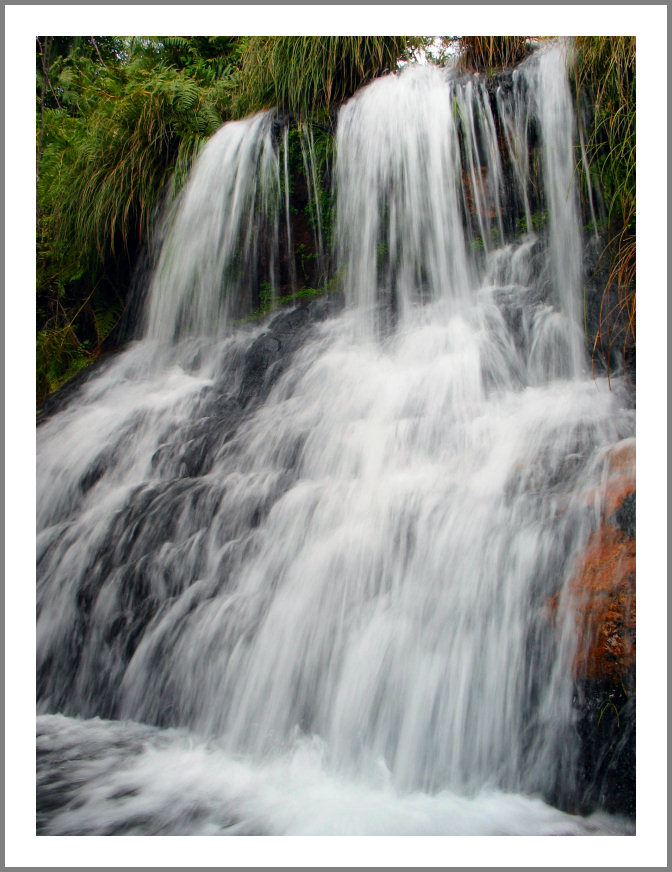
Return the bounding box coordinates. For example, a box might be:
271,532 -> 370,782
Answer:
36,42 -> 635,836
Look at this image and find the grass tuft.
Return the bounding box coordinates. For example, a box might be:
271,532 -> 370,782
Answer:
233,37 -> 420,121
457,36 -> 532,72
573,36 -> 636,373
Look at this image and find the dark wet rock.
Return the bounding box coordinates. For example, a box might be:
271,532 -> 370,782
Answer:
239,293 -> 343,406
574,680 -> 635,818
544,439 -> 636,819
611,491 -> 635,540
306,290 -> 345,320
268,305 -> 310,337
38,296 -> 347,718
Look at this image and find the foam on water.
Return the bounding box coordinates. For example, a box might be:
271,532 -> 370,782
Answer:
37,714 -> 633,836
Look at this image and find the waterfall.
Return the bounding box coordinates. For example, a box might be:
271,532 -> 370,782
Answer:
300,125 -> 327,279
36,42 -> 635,836
143,110 -> 281,341
335,63 -> 472,326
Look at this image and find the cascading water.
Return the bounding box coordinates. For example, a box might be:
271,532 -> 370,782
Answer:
143,110 -> 281,340
36,41 -> 635,836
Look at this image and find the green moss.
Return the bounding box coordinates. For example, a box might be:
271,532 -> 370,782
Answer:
233,280 -> 339,327
516,211 -> 548,235
36,327 -> 94,405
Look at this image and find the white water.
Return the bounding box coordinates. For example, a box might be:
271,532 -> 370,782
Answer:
335,64 -> 472,326
143,110 -> 280,340
36,43 -> 635,835
37,713 -> 632,836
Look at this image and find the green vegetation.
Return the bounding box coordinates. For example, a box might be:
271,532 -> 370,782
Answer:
235,282 -> 339,326
457,36 -> 532,73
36,36 -> 241,401
36,35 -> 636,403
36,36 -> 416,403
516,211 -> 549,235
233,37 -> 422,120
572,37 -> 636,371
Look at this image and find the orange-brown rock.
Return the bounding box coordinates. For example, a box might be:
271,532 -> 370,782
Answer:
604,438 -> 635,477
461,168 -> 498,220
578,438 -> 635,516
601,439 -> 636,517
547,439 -> 635,684
565,525 -> 635,683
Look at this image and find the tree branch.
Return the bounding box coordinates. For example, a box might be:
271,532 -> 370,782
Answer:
90,36 -> 107,68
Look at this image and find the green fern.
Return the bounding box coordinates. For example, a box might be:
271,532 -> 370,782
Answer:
93,303 -> 121,346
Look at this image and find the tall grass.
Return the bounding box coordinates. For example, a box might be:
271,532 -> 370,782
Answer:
36,44 -> 233,401
233,37 -> 419,120
573,36 -> 636,371
457,36 -> 532,72
37,36 -> 423,402
39,53 -> 228,270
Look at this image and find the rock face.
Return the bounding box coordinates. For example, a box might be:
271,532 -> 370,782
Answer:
37,294 -> 347,718
573,439 -> 636,684
238,292 -> 344,406
546,439 -> 635,684
570,516 -> 635,684
548,438 -> 635,817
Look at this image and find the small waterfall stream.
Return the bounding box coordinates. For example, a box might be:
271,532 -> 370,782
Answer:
36,42 -> 635,836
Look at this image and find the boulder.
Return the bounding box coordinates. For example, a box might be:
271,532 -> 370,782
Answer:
547,438 -> 635,685
546,437 -> 635,817
569,522 -> 635,684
